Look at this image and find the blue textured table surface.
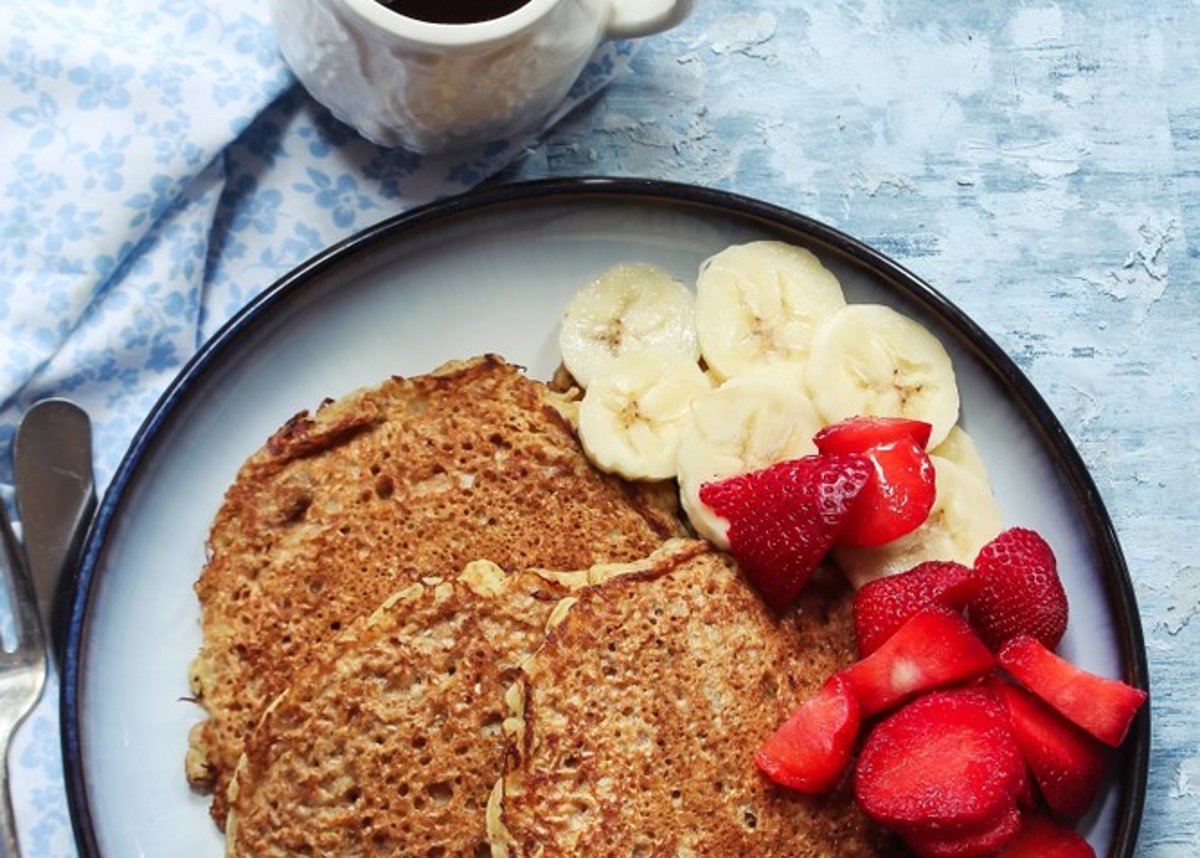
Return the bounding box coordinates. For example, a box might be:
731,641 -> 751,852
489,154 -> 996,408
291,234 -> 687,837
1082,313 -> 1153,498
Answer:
2,1 -> 1197,855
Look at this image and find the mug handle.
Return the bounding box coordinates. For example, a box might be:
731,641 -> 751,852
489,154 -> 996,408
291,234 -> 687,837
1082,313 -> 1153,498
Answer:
605,0 -> 695,38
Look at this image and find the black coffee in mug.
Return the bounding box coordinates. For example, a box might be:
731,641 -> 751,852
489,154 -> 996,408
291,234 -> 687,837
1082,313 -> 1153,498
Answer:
373,0 -> 532,25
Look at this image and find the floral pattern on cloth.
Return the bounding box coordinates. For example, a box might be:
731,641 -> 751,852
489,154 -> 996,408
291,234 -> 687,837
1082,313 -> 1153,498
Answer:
0,1 -> 635,854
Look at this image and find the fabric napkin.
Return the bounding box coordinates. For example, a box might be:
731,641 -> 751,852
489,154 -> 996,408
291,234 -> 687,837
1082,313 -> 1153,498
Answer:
0,1 -> 634,853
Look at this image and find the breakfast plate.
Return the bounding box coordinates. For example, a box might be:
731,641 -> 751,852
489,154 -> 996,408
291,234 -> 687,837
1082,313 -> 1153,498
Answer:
62,177 -> 1149,856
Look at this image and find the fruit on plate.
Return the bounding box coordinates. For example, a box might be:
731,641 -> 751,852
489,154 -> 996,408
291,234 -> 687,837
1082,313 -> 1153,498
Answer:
843,606 -> 995,717
577,348 -> 713,480
904,805 -> 1022,858
814,416 -> 937,548
804,303 -> 961,449
854,688 -> 1026,851
998,635 -> 1148,748
813,415 -> 935,452
754,674 -> 860,793
558,262 -> 699,388
930,425 -> 990,485
694,240 -> 846,382
968,527 -> 1069,650
996,813 -> 1097,857
988,677 -> 1107,818
698,453 -> 872,611
675,378 -> 823,547
853,560 -> 979,656
834,455 -> 1004,589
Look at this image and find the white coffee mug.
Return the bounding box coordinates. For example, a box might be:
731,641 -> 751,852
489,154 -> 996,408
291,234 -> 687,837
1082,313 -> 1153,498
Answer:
269,0 -> 695,153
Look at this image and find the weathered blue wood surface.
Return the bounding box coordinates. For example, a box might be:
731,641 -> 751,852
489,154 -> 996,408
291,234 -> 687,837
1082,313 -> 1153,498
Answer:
503,1 -> 1199,852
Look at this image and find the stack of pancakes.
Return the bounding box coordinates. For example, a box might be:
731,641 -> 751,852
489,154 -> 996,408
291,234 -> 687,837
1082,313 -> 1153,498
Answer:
187,355 -> 896,856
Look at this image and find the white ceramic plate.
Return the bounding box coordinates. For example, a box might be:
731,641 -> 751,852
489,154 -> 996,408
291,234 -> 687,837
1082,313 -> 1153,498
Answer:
63,178 -> 1148,856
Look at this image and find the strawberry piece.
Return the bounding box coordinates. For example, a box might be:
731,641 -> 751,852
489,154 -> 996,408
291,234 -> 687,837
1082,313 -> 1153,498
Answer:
997,813 -> 1096,857
855,688 -> 1026,835
904,804 -> 1022,858
998,635 -> 1147,748
841,436 -> 937,549
853,560 -> 979,656
989,678 -> 1107,818
754,674 -> 860,793
814,415 -> 934,453
844,606 -> 995,717
699,453 -> 873,611
1015,762 -> 1038,810
968,527 -> 1068,650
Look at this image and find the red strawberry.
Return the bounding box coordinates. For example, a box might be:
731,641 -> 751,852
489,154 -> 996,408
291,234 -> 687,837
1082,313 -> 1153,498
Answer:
811,417 -> 937,548
699,453 -> 873,611
997,813 -> 1096,857
904,804 -> 1022,858
968,527 -> 1068,650
989,678 -> 1107,817
844,606 -> 995,717
754,674 -> 860,793
855,688 -> 1026,836
853,560 -> 979,656
814,415 -> 934,453
998,635 -> 1148,748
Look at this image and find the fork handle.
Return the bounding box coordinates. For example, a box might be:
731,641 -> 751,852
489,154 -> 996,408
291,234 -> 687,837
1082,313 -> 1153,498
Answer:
0,752 -> 20,858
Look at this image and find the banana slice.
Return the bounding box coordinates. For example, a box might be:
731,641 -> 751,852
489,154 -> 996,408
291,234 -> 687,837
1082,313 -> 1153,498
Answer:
676,377 -> 824,548
931,424 -> 990,485
694,241 -> 846,382
805,303 -> 960,449
832,455 -> 1003,589
577,348 -> 713,481
559,263 -> 698,389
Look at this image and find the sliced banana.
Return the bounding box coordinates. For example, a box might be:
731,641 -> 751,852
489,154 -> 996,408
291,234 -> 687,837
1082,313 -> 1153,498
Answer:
694,241 -> 846,382
676,377 -> 824,548
724,360 -> 810,393
930,424 -> 990,485
577,349 -> 713,482
559,263 -> 698,389
832,455 -> 1003,589
805,303 -> 960,449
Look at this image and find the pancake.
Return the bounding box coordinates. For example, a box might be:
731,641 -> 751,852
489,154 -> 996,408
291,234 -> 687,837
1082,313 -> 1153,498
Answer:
491,551 -> 899,857
226,541 -> 708,857
187,355 -> 685,826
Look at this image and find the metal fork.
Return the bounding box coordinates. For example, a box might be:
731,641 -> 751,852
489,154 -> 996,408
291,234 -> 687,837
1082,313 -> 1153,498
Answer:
0,502 -> 46,858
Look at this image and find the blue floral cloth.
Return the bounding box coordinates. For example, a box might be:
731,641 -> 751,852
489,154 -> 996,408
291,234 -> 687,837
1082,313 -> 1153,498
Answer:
0,2 -> 633,853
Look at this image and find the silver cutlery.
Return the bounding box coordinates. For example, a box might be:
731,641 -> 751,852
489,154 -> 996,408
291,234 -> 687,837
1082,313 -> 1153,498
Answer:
0,500 -> 47,858
0,398 -> 96,857
13,400 -> 96,664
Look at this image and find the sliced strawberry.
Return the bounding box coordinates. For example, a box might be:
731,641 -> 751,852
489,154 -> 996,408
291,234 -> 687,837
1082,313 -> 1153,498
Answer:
989,678 -> 1107,818
843,436 -> 937,549
853,560 -> 979,656
855,688 -> 1026,835
844,606 -> 995,717
968,527 -> 1068,650
904,804 -> 1022,858
998,635 -> 1148,748
997,813 -> 1097,857
1015,771 -> 1037,810
699,453 -> 873,611
754,674 -> 860,793
814,415 -> 934,453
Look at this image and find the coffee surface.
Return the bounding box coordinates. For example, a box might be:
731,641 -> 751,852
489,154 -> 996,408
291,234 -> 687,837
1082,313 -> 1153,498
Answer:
373,0 -> 531,25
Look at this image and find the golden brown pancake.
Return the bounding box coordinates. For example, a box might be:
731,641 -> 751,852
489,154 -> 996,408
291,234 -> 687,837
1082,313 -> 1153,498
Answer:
491,551 -> 899,857
225,541 -> 708,858
186,356 -> 684,826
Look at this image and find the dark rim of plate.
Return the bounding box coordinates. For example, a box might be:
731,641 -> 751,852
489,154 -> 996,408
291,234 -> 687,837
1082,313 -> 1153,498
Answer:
61,176 -> 1150,857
